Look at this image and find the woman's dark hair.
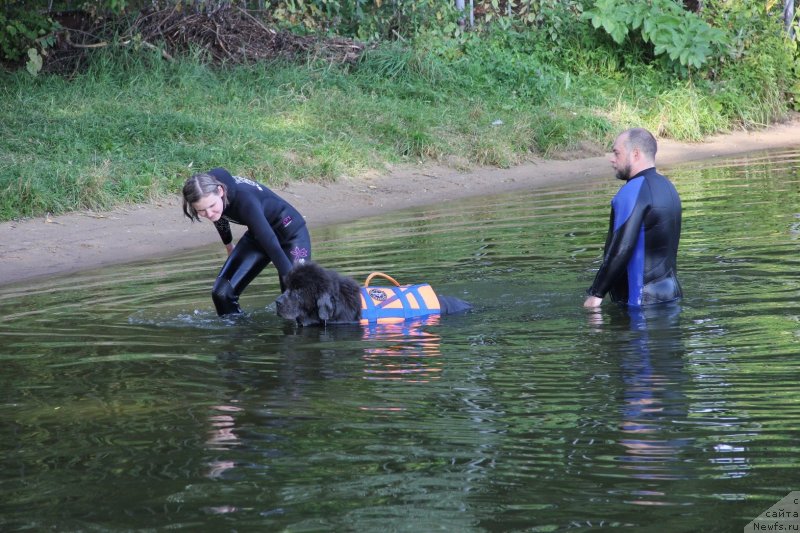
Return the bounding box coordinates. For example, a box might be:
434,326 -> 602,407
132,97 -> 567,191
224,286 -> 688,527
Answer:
182,173 -> 229,221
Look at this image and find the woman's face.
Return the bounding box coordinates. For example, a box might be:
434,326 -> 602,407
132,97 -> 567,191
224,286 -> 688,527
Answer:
192,186 -> 224,222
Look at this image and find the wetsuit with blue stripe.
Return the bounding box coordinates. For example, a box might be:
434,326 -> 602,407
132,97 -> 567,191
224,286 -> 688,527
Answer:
587,167 -> 682,307
209,167 -> 311,315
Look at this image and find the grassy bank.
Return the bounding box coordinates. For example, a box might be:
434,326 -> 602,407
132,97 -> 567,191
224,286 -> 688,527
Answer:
0,23 -> 795,222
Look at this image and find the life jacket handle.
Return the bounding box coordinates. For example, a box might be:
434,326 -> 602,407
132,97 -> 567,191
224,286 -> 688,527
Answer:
364,272 -> 401,287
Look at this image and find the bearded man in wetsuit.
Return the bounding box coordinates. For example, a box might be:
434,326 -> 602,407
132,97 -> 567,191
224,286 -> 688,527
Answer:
584,128 -> 683,308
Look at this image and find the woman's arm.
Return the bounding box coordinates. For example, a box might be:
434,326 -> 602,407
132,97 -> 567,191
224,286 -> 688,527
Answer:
238,199 -> 293,276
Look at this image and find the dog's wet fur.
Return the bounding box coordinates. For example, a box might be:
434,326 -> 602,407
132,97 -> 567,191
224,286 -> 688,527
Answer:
275,261 -> 471,326
276,261 -> 361,326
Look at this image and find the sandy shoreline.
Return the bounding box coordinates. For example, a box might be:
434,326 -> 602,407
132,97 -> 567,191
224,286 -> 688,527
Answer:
2,117 -> 799,288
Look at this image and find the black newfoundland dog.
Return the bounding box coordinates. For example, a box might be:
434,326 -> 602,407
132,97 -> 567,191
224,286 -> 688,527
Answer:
275,262 -> 471,326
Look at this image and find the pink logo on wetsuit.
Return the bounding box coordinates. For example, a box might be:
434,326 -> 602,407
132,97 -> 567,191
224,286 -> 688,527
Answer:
290,247 -> 308,263
282,215 -> 293,227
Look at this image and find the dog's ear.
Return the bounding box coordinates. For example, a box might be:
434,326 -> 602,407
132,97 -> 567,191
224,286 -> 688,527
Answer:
317,292 -> 334,322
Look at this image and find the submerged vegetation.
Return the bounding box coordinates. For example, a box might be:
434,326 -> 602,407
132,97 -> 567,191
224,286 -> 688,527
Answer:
0,0 -> 798,221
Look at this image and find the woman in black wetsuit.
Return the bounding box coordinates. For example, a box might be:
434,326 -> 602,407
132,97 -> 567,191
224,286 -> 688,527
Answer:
182,167 -> 311,316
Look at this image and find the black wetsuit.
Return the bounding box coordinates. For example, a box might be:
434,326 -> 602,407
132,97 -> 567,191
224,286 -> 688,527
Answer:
587,167 -> 682,307
208,167 -> 311,315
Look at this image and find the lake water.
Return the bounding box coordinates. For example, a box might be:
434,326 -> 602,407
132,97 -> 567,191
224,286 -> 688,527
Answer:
1,147 -> 799,531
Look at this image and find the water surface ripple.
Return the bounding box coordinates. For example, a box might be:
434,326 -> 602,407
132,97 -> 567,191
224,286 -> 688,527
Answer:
1,147 -> 799,531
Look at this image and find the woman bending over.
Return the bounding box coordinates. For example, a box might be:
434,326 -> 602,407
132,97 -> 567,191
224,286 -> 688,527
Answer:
182,167 -> 311,316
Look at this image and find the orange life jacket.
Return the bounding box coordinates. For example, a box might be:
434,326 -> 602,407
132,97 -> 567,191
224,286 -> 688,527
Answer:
359,272 -> 442,324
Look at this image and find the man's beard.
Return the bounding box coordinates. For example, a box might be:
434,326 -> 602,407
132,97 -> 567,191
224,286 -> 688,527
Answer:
615,163 -> 631,181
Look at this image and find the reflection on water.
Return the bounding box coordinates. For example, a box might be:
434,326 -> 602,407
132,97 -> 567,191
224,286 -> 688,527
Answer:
1,147 -> 799,531
614,305 -> 693,489
361,318 -> 445,384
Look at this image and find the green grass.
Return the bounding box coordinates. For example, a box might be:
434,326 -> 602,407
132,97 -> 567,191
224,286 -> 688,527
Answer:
0,33 -> 794,222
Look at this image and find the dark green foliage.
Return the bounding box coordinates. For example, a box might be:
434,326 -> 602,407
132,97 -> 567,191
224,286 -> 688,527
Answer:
708,0 -> 798,112
0,9 -> 60,63
582,0 -> 729,74
266,0 -> 462,41
0,0 -> 796,221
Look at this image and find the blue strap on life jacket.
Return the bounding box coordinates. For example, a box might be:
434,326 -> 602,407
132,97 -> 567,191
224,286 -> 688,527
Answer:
360,287 -> 382,322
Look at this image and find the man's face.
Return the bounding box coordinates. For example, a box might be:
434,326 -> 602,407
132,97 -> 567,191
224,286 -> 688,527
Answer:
609,134 -> 631,181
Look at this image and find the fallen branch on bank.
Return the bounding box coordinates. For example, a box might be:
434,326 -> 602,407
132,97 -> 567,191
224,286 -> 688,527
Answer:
41,5 -> 367,76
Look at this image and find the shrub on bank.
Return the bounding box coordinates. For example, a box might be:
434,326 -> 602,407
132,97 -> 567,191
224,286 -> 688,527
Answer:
0,1 -> 797,221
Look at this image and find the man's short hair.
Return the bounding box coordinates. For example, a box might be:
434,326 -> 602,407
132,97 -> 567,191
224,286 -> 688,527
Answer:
626,128 -> 657,159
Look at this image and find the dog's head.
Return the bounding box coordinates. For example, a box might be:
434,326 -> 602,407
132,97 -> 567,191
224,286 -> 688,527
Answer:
275,262 -> 361,326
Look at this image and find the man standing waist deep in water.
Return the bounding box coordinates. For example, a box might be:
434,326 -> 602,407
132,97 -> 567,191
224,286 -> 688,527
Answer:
584,128 -> 683,308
